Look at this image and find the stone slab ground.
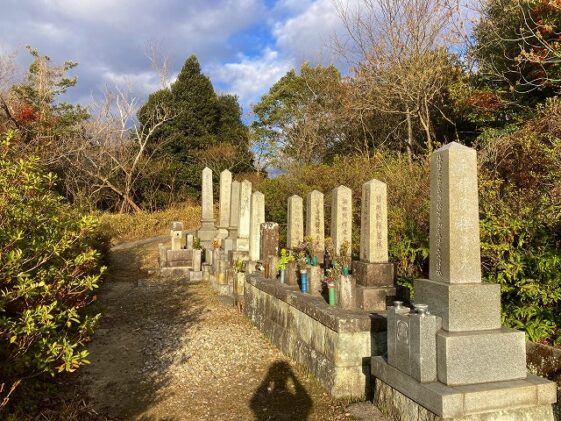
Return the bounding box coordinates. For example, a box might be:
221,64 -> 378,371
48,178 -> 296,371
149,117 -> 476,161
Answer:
69,238 -> 387,420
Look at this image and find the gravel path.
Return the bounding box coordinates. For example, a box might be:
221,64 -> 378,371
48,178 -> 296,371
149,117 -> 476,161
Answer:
78,240 -> 386,420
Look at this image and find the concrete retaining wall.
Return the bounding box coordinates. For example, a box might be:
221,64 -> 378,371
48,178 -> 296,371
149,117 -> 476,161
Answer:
244,274 -> 387,399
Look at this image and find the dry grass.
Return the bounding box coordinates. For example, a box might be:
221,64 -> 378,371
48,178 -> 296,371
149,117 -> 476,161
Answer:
97,204 -> 201,245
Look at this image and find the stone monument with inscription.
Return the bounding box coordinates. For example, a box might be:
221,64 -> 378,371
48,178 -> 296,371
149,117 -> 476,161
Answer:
234,180 -> 252,252
287,195 -> 304,249
217,169 -> 232,239
249,191 -> 265,262
197,167 -> 216,247
223,180 -> 241,254
306,190 -> 325,260
352,179 -> 396,311
371,142 -> 556,420
331,185 -> 352,256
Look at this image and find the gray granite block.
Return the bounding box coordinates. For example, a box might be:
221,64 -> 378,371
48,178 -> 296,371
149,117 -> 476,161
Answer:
436,327 -> 527,386
356,285 -> 396,312
409,313 -> 441,383
372,356 -> 557,418
414,278 -> 501,332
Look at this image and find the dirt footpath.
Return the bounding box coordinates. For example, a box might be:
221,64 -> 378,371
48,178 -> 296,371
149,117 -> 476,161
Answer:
79,239 -> 386,420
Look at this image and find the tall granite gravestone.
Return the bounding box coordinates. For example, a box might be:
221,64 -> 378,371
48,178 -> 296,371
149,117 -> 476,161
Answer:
197,167 -> 216,246
372,142 -> 556,420
287,195 -> 304,249
331,185 -> 352,256
352,179 -> 395,311
224,180 -> 241,254
234,180 -> 252,252
306,190 -> 325,257
217,169 -> 232,239
249,191 -> 265,262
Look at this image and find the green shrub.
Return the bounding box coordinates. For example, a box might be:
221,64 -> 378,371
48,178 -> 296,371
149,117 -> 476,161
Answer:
0,131 -> 107,407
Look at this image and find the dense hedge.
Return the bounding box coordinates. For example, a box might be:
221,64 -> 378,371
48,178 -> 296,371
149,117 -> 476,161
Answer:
0,131 -> 109,408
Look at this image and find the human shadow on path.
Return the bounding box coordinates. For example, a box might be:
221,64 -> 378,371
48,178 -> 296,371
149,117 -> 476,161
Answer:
250,361 -> 313,421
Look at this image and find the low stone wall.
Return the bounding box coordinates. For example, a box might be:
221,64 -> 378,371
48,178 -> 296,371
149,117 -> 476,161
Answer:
527,342 -> 561,419
244,274 -> 387,399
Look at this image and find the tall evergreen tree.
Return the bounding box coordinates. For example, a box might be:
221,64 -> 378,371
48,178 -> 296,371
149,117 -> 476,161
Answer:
138,55 -> 253,199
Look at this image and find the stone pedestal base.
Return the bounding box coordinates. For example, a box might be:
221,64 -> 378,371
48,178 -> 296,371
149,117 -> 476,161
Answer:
228,250 -> 249,265
356,285 -> 396,312
286,261 -> 299,286
414,279 -> 501,332
234,237 -> 250,252
166,249 -> 193,267
159,266 -> 191,278
353,261 -> 395,287
189,271 -> 203,282
436,328 -> 526,385
372,356 -> 556,420
217,227 -> 229,239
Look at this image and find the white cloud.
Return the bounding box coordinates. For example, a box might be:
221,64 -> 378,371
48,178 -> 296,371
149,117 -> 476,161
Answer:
207,48 -> 293,112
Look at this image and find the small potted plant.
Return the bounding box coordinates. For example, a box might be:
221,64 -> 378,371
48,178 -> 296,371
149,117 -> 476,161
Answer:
339,240 -> 351,276
277,248 -> 295,284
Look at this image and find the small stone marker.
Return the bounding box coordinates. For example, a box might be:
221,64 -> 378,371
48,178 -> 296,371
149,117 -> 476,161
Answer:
218,169 -> 232,239
186,234 -> 194,250
170,221 -> 185,250
331,185 -> 352,256
260,222 -> 279,261
287,195 -> 304,249
249,191 -> 265,261
306,190 -> 324,252
307,266 -> 323,296
198,167 -> 216,245
337,274 -> 356,309
235,180 -> 252,252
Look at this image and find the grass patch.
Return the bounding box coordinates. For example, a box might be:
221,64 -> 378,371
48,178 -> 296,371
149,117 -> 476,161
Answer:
97,203 -> 201,245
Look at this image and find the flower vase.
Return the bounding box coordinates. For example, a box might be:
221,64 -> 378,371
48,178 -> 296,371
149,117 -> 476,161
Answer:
300,270 -> 308,293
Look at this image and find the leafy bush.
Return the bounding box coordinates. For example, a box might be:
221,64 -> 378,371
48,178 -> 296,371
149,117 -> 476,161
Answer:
0,131 -> 107,407
478,99 -> 561,344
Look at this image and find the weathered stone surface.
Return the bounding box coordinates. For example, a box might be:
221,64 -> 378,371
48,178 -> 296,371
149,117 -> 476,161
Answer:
360,179 -> 388,263
414,278 -> 501,332
429,143 -> 481,285
372,357 -> 556,419
244,277 -> 377,399
170,222 -> 185,251
198,168 -> 216,244
228,180 -> 241,236
356,285 -> 395,312
307,265 -> 323,296
186,234 -> 194,250
436,328 -> 527,386
166,249 -> 193,266
409,313 -> 441,383
170,221 -> 184,231
218,169 -> 232,238
306,190 -> 325,252
331,185 -> 352,256
192,249 -> 202,272
249,191 -> 265,261
287,195 -> 304,249
353,261 -> 395,287
337,275 -> 356,309
260,222 -> 279,261
235,180 -> 252,251
189,271 -> 203,282
266,255 -> 279,279
201,167 -> 214,222
387,304 -> 411,369
286,261 -> 299,286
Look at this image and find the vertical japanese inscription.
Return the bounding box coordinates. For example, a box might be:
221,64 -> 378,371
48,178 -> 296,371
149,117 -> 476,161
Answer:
435,154 -> 443,279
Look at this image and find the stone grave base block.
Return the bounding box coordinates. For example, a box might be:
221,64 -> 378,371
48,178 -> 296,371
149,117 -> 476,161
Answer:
352,261 -> 395,287
197,222 -> 216,246
166,249 -> 193,267
437,328 -> 527,386
372,356 -> 556,420
414,278 -> 501,332
356,285 -> 396,312
189,271 -> 203,282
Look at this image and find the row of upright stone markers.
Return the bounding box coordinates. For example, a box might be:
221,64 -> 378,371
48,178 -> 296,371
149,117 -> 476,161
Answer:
159,142 -> 556,420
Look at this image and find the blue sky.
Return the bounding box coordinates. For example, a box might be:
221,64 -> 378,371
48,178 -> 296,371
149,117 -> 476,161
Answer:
0,0 -> 351,117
